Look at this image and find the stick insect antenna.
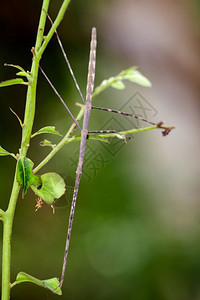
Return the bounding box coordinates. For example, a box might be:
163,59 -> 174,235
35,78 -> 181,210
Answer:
39,66 -> 81,131
60,27 -> 97,287
45,11 -> 85,103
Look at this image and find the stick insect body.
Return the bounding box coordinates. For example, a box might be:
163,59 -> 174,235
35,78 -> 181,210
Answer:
60,27 -> 97,287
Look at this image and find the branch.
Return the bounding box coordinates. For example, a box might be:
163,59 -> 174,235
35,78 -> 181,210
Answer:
20,0 -> 51,156
37,0 -> 71,58
33,105 -> 85,173
96,124 -> 175,138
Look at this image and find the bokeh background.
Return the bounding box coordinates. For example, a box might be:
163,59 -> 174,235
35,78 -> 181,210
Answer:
0,0 -> 200,299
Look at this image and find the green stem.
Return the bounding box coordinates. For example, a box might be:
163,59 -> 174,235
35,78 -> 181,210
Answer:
21,0 -> 71,156
9,281 -> 18,290
1,0 -> 50,295
1,172 -> 20,300
21,0 -> 50,156
97,125 -> 175,138
33,104 -> 174,174
1,0 -> 73,298
33,105 -> 85,173
0,208 -> 5,219
37,0 -> 71,58
1,0 -> 75,298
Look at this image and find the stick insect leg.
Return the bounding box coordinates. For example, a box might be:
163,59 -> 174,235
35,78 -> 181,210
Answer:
45,10 -> 85,103
91,105 -> 157,126
89,130 -> 118,134
39,66 -> 81,131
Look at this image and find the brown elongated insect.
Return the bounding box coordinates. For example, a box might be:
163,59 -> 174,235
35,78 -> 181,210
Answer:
59,27 -> 97,287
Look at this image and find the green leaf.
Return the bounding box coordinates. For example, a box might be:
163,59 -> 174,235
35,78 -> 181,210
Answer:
0,78 -> 28,87
93,66 -> 152,98
31,126 -> 62,138
0,146 -> 15,158
31,172 -> 66,205
40,139 -> 56,148
13,272 -> 62,295
123,69 -> 152,87
16,71 -> 30,78
0,146 -> 11,156
16,157 -> 42,195
111,80 -> 125,90
4,63 -> 31,80
4,63 -> 26,73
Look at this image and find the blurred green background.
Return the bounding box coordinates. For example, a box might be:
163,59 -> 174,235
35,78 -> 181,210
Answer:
0,0 -> 200,299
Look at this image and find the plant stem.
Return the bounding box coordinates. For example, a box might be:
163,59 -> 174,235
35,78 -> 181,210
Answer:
33,105 -> 85,173
33,107 -> 174,174
37,0 -> 71,58
97,124 -> 175,137
0,209 -> 5,219
21,0 -> 71,156
21,0 -> 50,156
1,1 -> 52,298
1,0 -> 76,298
1,172 -> 20,300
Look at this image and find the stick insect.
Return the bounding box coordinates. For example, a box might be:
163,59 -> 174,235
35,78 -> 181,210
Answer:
40,22 -> 174,288
59,27 -> 97,287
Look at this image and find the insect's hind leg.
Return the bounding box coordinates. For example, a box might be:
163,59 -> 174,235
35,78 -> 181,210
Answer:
91,105 -> 156,126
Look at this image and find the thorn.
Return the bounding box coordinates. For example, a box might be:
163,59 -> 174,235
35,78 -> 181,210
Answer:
9,107 -> 23,128
51,204 -> 55,214
31,47 -> 36,56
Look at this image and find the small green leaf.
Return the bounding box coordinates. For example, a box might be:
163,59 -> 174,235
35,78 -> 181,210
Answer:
4,63 -> 26,73
31,126 -> 62,138
0,78 -> 28,87
4,64 -> 31,81
93,66 -> 152,98
31,172 -> 66,205
0,146 -> 11,156
16,71 -> 30,78
13,272 -> 62,295
16,157 -> 42,195
15,272 -> 44,287
40,139 -> 56,148
111,80 -> 125,90
123,69 -> 152,87
0,146 -> 15,158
